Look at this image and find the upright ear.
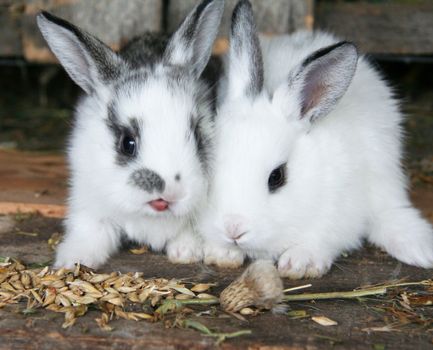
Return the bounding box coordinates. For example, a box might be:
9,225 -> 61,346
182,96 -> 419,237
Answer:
37,11 -> 125,94
274,41 -> 358,124
226,0 -> 263,100
163,0 -> 224,78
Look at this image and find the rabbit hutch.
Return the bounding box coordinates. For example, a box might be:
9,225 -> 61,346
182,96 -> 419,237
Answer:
0,0 -> 433,349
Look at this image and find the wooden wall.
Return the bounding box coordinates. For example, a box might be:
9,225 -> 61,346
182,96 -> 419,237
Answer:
0,0 -> 313,62
315,1 -> 433,55
0,0 -> 432,62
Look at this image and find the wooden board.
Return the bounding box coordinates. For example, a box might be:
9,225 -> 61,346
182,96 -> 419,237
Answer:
21,0 -> 163,62
0,150 -> 67,206
4,0 -> 433,61
0,1 -> 24,57
315,1 -> 433,55
167,0 -> 314,37
1,212 -> 433,349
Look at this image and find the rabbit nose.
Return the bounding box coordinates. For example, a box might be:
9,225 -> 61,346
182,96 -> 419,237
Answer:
224,215 -> 248,241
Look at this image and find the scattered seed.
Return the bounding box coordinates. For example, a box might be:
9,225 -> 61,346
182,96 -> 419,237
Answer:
89,274 -> 111,284
95,313 -> 113,332
197,293 -> 217,299
240,307 -> 255,316
312,316 -> 338,327
129,246 -> 148,255
191,284 -> 213,293
107,297 -> 124,307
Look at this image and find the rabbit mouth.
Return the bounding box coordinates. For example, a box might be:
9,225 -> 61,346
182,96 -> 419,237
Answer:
148,199 -> 170,212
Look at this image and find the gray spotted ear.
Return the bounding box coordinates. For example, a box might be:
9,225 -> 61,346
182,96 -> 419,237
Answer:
163,0 -> 225,78
226,0 -> 263,100
36,11 -> 125,94
293,42 -> 358,123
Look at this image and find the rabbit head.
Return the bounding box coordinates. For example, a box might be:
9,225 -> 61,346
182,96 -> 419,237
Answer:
37,0 -> 224,219
202,0 -> 358,257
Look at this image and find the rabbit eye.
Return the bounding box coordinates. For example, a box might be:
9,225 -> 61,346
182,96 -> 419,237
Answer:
268,164 -> 287,193
120,134 -> 136,157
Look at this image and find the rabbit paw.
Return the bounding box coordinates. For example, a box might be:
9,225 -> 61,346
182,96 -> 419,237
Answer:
277,248 -> 333,279
54,241 -> 109,269
203,243 -> 245,268
166,232 -> 203,264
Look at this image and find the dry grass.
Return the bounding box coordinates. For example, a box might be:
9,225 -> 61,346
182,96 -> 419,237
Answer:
1,256 -> 433,339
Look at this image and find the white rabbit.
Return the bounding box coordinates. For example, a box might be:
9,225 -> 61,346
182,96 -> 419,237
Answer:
36,0 -> 225,269
201,0 -> 433,278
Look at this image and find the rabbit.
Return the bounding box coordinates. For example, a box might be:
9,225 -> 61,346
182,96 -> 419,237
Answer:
36,0 -> 225,269
200,0 -> 433,278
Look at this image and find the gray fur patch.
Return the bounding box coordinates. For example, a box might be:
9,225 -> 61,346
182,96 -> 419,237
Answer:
113,70 -> 150,97
129,168 -> 165,193
106,103 -> 141,166
120,33 -> 169,69
190,116 -> 211,170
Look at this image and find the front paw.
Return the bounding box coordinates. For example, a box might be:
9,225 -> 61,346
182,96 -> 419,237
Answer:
204,244 -> 245,269
277,248 -> 332,279
54,241 -> 109,269
166,233 -> 203,264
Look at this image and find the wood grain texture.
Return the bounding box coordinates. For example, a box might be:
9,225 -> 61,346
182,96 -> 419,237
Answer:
315,1 -> 433,55
167,0 -> 313,37
21,0 -> 163,62
0,1 -> 24,56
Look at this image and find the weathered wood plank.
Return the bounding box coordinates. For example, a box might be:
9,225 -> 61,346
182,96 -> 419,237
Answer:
167,0 -> 314,37
315,1 -> 433,55
22,0 -> 163,62
0,1 -> 24,56
0,150 -> 67,206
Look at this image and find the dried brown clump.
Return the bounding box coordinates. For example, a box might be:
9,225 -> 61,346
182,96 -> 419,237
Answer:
220,260 -> 283,312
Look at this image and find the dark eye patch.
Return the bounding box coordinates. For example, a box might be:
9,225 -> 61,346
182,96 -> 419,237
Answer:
190,115 -> 211,172
106,104 -> 141,166
268,163 -> 287,193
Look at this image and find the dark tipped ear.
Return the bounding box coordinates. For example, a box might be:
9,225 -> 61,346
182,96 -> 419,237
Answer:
293,42 -> 358,123
163,0 -> 224,78
36,11 -> 124,94
226,0 -> 263,100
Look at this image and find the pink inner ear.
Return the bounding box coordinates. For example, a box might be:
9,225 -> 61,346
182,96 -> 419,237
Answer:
301,82 -> 329,118
300,62 -> 329,118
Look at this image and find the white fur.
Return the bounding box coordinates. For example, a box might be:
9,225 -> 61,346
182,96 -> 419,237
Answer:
56,75 -> 208,269
37,1 -> 225,269
202,30 -> 433,278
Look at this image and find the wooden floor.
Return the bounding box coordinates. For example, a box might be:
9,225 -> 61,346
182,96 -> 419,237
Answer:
0,150 -> 433,349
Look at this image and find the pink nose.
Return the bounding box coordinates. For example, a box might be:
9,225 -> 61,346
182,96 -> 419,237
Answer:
149,199 -> 169,212
224,215 -> 247,241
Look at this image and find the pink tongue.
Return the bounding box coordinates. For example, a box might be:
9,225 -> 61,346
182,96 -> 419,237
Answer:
149,199 -> 169,212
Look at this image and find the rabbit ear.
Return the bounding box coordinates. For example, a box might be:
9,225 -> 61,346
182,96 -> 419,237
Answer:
226,0 -> 263,100
37,11 -> 124,94
274,41 -> 358,124
163,0 -> 224,78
